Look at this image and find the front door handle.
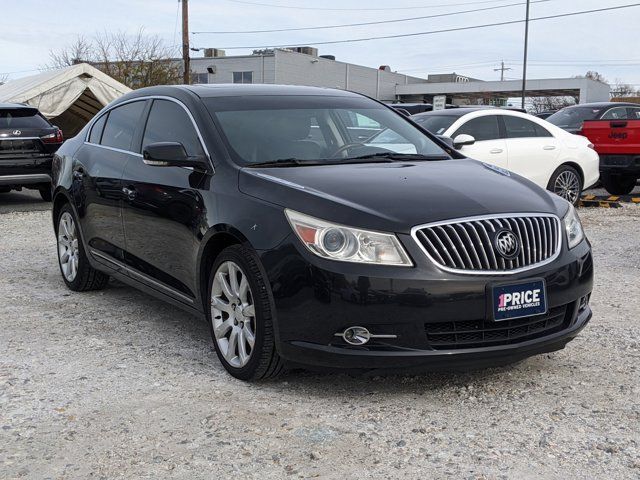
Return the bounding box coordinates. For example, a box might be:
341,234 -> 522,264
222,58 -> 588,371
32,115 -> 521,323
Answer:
122,187 -> 137,200
489,148 -> 503,154
543,145 -> 556,150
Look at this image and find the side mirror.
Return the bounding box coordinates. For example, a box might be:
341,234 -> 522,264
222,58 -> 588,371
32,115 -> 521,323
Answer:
453,134 -> 476,149
142,142 -> 207,170
436,135 -> 454,148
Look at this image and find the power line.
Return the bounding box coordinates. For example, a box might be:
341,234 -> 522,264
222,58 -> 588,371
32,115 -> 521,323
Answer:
194,0 -> 551,34
224,0 -> 518,11
206,3 -> 640,50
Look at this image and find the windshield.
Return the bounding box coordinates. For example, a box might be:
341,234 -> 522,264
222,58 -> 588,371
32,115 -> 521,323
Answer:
204,95 -> 449,165
0,109 -> 50,129
412,114 -> 458,135
546,106 -> 602,129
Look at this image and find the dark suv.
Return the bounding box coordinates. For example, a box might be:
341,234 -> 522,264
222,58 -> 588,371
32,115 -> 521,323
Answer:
0,103 -> 63,200
51,85 -> 593,380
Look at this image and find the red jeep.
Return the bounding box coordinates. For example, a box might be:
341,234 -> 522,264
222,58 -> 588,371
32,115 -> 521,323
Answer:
581,119 -> 640,195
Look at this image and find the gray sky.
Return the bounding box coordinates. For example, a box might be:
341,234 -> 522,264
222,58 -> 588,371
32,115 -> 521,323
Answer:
2,0 -> 639,88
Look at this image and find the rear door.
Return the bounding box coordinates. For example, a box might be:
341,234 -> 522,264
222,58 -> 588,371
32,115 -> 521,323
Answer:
74,100 -> 147,262
121,98 -> 210,303
449,114 -> 508,168
500,115 -> 560,188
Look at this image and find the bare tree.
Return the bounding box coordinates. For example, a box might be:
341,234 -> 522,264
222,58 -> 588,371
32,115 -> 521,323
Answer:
529,96 -> 576,114
610,79 -> 639,98
584,71 -> 607,83
48,29 -> 183,89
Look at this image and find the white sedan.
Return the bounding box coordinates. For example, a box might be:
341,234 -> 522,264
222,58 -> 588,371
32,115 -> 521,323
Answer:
410,108 -> 600,204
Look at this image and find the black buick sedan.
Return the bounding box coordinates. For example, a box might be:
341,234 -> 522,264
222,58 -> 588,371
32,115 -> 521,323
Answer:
51,85 -> 593,380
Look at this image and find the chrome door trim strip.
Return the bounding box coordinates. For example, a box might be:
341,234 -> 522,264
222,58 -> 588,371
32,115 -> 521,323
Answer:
89,249 -> 195,304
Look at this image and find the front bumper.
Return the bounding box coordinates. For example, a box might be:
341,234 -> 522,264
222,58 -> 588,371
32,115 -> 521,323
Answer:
259,233 -> 593,371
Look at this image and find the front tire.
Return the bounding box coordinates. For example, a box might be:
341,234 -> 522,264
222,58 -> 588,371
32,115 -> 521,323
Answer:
56,204 -> 109,291
207,245 -> 283,381
547,165 -> 582,205
600,173 -> 636,195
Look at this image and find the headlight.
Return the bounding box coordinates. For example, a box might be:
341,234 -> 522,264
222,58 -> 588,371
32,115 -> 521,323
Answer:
285,209 -> 413,266
563,203 -> 584,249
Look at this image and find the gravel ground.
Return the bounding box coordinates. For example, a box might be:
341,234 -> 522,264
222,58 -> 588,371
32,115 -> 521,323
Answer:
0,200 -> 639,479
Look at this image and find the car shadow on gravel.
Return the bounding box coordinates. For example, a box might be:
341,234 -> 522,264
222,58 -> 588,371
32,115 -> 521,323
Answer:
95,280 -> 561,396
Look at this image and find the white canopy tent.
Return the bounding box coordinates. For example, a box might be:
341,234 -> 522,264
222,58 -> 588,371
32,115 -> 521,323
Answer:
0,63 -> 131,136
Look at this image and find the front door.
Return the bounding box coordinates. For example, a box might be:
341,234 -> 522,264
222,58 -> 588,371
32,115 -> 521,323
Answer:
121,99 -> 210,302
451,114 -> 509,169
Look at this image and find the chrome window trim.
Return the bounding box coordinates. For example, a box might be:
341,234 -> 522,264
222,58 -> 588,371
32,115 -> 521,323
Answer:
410,212 -> 563,276
84,95 -> 214,171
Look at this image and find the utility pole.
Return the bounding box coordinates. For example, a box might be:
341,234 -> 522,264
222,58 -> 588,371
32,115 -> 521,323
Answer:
181,0 -> 190,84
521,0 -> 531,110
494,61 -> 512,81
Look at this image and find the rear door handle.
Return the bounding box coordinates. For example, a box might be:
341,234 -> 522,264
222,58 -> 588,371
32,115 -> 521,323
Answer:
543,145 -> 556,150
122,187 -> 137,200
489,148 -> 503,154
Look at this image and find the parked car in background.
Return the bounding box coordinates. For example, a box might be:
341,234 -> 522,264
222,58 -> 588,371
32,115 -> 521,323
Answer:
581,118 -> 640,194
546,102 -> 640,135
535,111 -> 557,120
51,84 -> 592,380
0,103 -> 63,201
390,103 -> 434,115
412,108 -> 599,204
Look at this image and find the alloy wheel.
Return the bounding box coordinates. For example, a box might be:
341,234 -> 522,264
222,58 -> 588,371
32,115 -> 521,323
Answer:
211,261 -> 256,368
58,212 -> 80,282
554,170 -> 580,204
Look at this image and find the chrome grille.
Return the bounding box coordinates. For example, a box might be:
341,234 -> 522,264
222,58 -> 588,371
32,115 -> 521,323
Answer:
412,214 -> 562,274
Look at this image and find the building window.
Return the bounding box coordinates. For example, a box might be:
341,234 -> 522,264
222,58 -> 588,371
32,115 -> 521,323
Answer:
233,71 -> 253,84
192,73 -> 209,84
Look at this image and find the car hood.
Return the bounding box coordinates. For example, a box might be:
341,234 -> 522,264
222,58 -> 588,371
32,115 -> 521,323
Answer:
238,159 -> 563,234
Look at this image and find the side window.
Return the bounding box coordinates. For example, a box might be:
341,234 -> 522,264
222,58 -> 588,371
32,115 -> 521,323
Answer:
142,100 -> 204,157
88,114 -> 107,144
628,107 -> 640,120
503,116 -> 551,138
453,116 -> 500,141
101,101 -> 146,151
601,107 -> 628,120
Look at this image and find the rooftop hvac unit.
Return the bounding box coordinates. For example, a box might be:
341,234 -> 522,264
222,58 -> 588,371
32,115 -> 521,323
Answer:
292,46 -> 318,57
203,48 -> 226,58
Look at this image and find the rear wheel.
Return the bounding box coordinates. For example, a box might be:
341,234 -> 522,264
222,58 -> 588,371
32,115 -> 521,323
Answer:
207,245 -> 283,381
600,173 -> 636,195
547,165 -> 582,205
56,204 -> 109,291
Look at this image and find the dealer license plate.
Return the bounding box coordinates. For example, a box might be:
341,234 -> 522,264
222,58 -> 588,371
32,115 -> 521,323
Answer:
492,279 -> 547,321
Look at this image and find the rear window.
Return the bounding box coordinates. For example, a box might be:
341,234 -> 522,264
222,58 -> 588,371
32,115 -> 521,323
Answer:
546,106 -> 602,129
0,108 -> 51,129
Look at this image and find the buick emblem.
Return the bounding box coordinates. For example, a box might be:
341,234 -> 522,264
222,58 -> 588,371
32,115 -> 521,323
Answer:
494,229 -> 520,260
12,129 -> 21,136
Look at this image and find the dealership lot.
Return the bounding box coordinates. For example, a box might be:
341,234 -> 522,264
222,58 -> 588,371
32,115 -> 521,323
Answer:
0,194 -> 638,479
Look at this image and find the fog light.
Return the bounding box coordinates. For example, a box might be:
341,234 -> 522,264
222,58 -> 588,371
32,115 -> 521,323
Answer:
341,326 -> 371,346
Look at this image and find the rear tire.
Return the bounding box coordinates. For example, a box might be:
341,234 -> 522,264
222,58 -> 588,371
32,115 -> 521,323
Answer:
207,245 -> 283,381
547,165 -> 582,205
600,174 -> 636,195
39,186 -> 52,202
56,204 -> 109,291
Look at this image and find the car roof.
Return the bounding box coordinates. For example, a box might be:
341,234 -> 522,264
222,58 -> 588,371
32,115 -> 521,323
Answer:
412,107 -> 495,118
562,102 -> 639,109
0,102 -> 38,110
131,84 -> 364,99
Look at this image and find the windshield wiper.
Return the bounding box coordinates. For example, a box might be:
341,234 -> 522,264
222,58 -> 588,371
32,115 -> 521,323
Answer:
343,152 -> 451,162
247,157 -> 396,168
